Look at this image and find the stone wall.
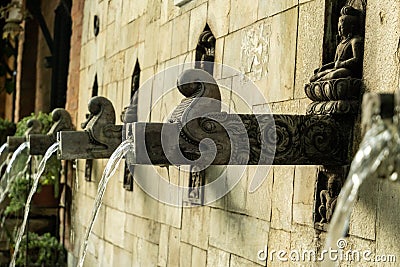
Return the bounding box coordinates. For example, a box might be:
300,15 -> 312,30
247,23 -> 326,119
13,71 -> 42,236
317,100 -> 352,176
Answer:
67,0 -> 400,266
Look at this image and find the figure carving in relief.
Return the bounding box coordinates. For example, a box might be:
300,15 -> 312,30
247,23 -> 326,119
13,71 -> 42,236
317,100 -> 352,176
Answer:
319,174 -> 342,223
310,6 -> 364,82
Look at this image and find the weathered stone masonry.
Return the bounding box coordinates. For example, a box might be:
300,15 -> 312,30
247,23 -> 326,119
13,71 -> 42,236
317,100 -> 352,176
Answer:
66,0 -> 400,266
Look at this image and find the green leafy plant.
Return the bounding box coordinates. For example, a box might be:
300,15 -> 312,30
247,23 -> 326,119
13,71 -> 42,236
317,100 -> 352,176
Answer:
3,111 -> 60,215
15,112 -> 53,137
0,39 -> 16,94
37,154 -> 61,198
14,232 -> 66,266
4,172 -> 29,215
0,117 -> 16,144
5,155 -> 61,215
0,117 -> 15,132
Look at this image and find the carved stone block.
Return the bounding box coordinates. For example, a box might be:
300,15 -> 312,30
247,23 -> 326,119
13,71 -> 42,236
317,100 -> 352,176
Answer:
58,96 -> 122,160
127,113 -> 354,166
314,166 -> 348,231
125,69 -> 355,167
85,159 -> 93,181
7,136 -> 26,153
183,169 -> 205,205
305,78 -> 361,101
7,119 -> 42,152
29,108 -> 74,155
305,78 -> 362,115
123,162 -> 134,191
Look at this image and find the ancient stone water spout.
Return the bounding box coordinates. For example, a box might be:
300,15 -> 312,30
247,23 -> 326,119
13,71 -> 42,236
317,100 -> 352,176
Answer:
57,96 -> 123,160
29,108 -> 74,155
74,62 -> 363,264
6,119 -> 42,153
124,69 -> 355,168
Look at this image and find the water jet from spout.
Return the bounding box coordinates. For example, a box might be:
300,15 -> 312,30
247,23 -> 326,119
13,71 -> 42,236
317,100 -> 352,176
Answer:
0,143 -> 8,165
322,116 -> 394,266
0,142 -> 31,205
78,139 -> 135,267
9,142 -> 60,267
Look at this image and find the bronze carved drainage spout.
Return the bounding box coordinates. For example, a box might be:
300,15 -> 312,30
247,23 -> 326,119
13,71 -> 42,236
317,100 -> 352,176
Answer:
29,109 -> 74,155
57,96 -> 122,160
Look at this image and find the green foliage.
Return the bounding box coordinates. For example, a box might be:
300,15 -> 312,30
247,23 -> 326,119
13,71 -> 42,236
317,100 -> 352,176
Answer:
15,232 -> 66,266
0,117 -> 15,132
15,112 -> 53,137
0,39 -> 16,94
5,155 -> 61,215
37,154 -> 61,198
4,172 -> 29,215
40,155 -> 61,186
0,117 -> 16,144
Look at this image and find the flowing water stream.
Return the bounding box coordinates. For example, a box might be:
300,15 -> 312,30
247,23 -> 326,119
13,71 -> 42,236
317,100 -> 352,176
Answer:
78,139 -> 134,267
0,143 -> 10,179
9,142 -> 60,267
0,143 -> 8,166
0,142 -> 31,205
322,116 -> 396,266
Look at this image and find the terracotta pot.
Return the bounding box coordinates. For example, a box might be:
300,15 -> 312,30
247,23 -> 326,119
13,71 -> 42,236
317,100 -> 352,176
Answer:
32,185 -> 59,208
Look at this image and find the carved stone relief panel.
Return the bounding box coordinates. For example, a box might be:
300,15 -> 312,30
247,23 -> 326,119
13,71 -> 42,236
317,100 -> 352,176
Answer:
347,0 -> 367,13
305,5 -> 365,115
85,159 -> 93,181
314,166 -> 348,231
183,168 -> 205,206
240,21 -> 271,81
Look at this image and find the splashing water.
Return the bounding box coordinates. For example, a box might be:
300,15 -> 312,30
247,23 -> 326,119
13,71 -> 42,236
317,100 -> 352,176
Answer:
0,143 -> 10,180
0,143 -> 7,154
322,116 -> 395,267
78,140 -> 134,267
9,142 -> 60,267
0,143 -> 8,166
0,142 -> 31,204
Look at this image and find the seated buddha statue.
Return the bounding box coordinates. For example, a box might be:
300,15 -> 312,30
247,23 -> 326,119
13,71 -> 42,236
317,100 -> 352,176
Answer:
310,6 -> 364,82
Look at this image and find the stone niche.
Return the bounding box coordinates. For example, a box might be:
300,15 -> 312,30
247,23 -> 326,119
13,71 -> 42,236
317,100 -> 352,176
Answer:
314,166 -> 348,231
306,3 -> 366,231
305,4 -> 366,115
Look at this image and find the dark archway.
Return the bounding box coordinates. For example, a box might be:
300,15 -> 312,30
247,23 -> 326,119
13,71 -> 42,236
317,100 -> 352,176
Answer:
50,0 -> 72,110
123,60 -> 141,191
195,24 -> 216,75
